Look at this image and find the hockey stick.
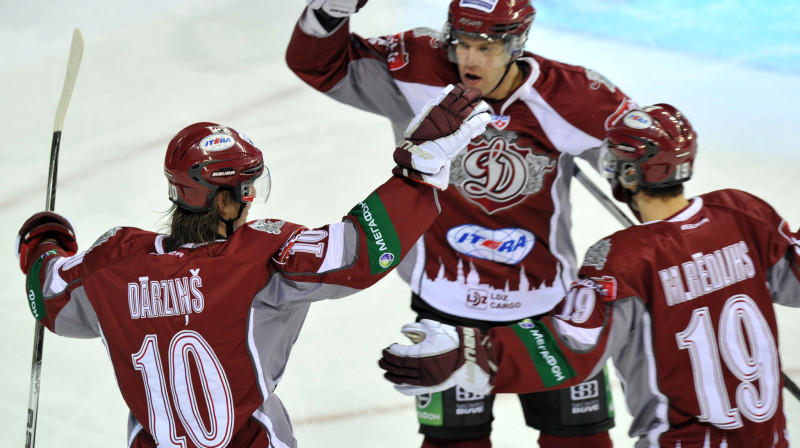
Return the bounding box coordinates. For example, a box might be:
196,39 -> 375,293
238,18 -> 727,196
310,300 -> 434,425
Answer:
573,163 -> 800,403
573,164 -> 634,228
25,28 -> 84,448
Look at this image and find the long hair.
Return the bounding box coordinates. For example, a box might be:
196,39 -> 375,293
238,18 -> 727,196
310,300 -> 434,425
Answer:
166,189 -> 233,247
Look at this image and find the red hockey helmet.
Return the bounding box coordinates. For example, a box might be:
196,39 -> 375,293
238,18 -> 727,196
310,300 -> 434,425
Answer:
164,122 -> 271,212
602,104 -> 697,191
445,0 -> 536,61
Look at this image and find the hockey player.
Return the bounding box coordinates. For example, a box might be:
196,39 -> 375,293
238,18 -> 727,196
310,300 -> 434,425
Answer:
15,84 -> 489,448
286,0 -> 637,446
379,103 -> 798,447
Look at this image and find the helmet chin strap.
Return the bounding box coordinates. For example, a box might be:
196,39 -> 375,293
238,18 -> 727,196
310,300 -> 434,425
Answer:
620,183 -> 644,223
219,203 -> 247,239
484,60 -> 515,98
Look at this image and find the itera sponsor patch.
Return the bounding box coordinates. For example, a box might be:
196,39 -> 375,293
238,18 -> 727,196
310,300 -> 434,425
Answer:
622,111 -> 652,129
200,133 -> 235,152
349,192 -> 401,274
446,225 -> 534,264
512,319 -> 576,387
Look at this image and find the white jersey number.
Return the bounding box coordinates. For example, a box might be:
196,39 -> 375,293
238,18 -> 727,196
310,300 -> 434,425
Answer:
132,331 -> 235,448
675,294 -> 780,429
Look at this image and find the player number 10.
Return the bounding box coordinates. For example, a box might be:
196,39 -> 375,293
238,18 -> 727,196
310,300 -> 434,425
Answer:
132,330 -> 234,447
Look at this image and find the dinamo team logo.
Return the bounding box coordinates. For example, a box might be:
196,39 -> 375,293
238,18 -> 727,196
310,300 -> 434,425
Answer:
450,130 -> 555,214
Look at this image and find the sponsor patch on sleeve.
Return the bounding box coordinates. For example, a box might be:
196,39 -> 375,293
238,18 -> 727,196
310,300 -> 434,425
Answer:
589,276 -> 618,301
349,192 -> 402,274
511,319 -> 576,387
26,251 -> 56,320
370,33 -> 409,71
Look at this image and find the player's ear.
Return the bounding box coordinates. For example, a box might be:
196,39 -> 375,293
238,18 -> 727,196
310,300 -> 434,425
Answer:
215,191 -> 233,217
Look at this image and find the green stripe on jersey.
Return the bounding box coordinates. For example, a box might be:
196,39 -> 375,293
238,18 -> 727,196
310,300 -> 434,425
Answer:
26,251 -> 56,320
349,192 -> 402,274
511,319 -> 576,387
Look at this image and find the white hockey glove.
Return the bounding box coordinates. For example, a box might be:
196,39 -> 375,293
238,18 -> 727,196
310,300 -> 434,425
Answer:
379,319 -> 496,396
306,0 -> 368,18
392,83 -> 490,190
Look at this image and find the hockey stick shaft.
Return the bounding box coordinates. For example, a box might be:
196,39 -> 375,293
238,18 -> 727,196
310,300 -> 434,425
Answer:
573,163 -> 800,403
25,28 -> 84,448
573,164 -> 634,228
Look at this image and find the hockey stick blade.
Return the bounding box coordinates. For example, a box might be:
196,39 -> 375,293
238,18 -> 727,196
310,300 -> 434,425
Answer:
54,28 -> 84,134
26,28 -> 84,448
47,28 -> 83,211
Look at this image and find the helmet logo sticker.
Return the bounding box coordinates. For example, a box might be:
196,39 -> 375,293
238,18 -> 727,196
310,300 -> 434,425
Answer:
200,133 -> 235,152
622,111 -> 652,129
459,0 -> 498,13
211,169 -> 236,178
238,131 -> 255,146
206,125 -> 232,134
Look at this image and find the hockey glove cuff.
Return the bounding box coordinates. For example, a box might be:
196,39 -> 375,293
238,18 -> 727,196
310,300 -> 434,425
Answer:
307,0 -> 368,18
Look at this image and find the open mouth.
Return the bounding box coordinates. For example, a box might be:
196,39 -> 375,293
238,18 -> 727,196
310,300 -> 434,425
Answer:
462,72 -> 482,86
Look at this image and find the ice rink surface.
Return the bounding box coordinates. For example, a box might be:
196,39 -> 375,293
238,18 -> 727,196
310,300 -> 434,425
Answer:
1,1 -> 799,446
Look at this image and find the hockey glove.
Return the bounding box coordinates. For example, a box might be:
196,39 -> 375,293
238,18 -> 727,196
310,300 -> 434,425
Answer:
307,0 -> 368,18
379,319 -> 496,396
393,84 -> 490,190
16,211 -> 78,275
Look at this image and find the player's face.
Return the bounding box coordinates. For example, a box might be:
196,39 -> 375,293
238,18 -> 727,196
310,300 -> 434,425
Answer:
454,34 -> 512,98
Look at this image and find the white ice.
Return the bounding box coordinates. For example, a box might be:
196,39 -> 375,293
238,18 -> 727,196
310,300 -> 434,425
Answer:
1,1 -> 799,447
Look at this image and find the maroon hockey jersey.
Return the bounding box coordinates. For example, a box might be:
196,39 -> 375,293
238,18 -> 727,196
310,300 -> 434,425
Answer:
486,189 -> 800,447
27,177 -> 439,447
287,12 -> 636,322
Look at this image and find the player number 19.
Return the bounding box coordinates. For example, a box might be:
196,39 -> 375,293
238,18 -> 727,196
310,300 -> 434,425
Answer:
675,294 -> 780,429
676,161 -> 691,180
